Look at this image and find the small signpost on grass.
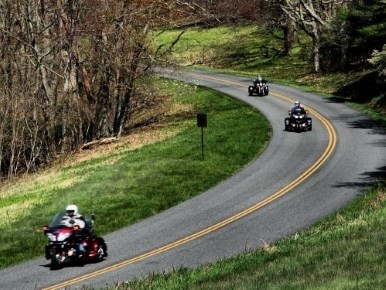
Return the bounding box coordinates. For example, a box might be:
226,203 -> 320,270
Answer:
197,113 -> 207,160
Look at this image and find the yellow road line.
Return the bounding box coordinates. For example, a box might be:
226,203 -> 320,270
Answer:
43,73 -> 337,290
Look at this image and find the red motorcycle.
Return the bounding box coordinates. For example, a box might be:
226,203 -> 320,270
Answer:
42,211 -> 107,270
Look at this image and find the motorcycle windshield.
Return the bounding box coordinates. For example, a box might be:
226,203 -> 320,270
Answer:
292,108 -> 305,116
49,211 -> 67,227
291,108 -> 302,114
49,211 -> 93,230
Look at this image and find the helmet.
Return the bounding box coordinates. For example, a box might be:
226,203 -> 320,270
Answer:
66,204 -> 78,217
256,75 -> 263,82
294,101 -> 300,107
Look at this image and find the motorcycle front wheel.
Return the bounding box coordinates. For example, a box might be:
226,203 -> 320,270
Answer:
96,243 -> 106,261
50,252 -> 63,270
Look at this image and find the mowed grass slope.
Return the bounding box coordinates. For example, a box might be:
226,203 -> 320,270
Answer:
0,78 -> 271,269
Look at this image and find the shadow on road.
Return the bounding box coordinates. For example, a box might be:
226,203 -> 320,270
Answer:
333,166 -> 386,190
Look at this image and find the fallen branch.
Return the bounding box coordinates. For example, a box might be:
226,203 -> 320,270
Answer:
81,137 -> 118,150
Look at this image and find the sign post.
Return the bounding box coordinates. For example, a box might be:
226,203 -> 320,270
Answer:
197,113 -> 207,160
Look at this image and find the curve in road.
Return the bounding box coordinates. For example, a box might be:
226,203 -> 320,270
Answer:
1,70 -> 385,290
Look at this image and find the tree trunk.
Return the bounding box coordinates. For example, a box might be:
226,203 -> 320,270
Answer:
312,22 -> 321,73
284,18 -> 297,55
58,0 -> 80,153
313,38 -> 321,73
112,33 -> 147,137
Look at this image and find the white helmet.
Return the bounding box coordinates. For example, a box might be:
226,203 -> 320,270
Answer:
66,204 -> 78,217
294,101 -> 300,107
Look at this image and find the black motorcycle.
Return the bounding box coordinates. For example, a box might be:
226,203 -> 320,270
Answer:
248,81 -> 269,96
42,211 -> 107,270
285,107 -> 312,132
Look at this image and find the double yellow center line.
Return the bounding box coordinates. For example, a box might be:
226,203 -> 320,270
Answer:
44,73 -> 337,290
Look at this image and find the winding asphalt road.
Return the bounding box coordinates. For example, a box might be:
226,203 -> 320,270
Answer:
1,69 -> 385,290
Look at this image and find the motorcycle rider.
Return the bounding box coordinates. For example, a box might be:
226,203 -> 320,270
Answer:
253,75 -> 269,95
289,100 -> 308,115
253,75 -> 267,85
286,100 -> 312,131
61,204 -> 86,255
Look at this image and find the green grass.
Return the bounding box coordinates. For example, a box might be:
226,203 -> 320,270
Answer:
0,78 -> 271,269
154,25 -> 311,80
153,26 -> 268,67
154,24 -> 379,97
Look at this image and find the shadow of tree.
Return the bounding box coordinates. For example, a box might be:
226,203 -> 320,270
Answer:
333,166 -> 386,189
346,118 -> 386,135
334,71 -> 385,104
324,95 -> 386,132
325,96 -> 386,190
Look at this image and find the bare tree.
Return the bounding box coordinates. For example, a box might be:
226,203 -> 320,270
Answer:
0,0 -> 209,177
0,0 -> 55,176
281,0 -> 349,72
0,0 -> 221,177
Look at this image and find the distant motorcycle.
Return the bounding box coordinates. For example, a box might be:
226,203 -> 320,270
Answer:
42,211 -> 107,270
285,107 -> 312,132
248,81 -> 269,96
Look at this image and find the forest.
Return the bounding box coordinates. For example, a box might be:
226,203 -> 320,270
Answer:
0,0 -> 385,178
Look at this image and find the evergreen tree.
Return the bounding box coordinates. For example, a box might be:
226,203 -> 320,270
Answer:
343,0 -> 386,67
369,45 -> 386,84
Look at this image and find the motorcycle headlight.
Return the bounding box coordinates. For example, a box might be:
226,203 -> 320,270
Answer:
47,233 -> 56,242
57,232 -> 71,241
